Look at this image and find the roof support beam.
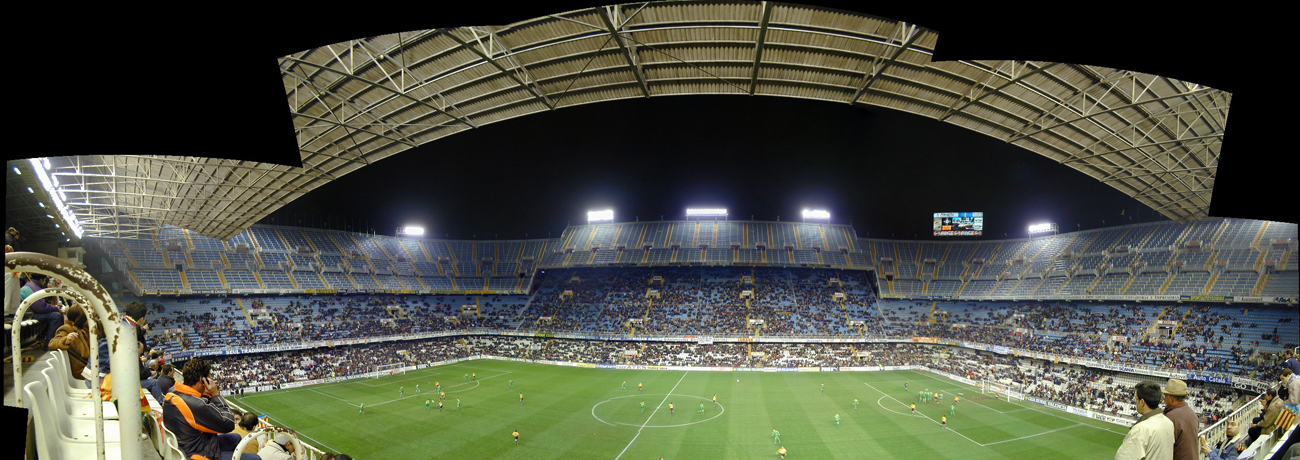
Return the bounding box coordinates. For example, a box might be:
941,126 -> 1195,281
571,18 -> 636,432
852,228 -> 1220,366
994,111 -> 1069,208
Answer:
939,61 -> 1058,121
445,27 -> 555,110
600,5 -> 651,98
1011,85 -> 1208,142
281,56 -> 477,131
849,22 -> 919,105
748,1 -> 774,96
1062,134 -> 1220,166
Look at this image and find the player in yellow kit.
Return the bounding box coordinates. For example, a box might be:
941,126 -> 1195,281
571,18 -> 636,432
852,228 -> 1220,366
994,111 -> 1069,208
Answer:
669,402 -> 675,415
941,415 -> 948,429
777,446 -> 787,458
512,430 -> 520,445
910,403 -> 916,416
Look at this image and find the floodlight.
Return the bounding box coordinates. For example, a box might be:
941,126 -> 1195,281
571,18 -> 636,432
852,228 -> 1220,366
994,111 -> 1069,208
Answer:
587,210 -> 614,223
802,209 -> 831,221
397,226 -> 425,237
1028,223 -> 1058,235
12,166 -> 20,175
685,208 -> 727,217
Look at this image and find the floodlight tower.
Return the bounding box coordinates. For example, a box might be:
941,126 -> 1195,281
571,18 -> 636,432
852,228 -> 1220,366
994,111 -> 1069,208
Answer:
685,208 -> 727,221
1027,222 -> 1058,237
396,226 -> 426,237
587,210 -> 614,224
802,209 -> 831,223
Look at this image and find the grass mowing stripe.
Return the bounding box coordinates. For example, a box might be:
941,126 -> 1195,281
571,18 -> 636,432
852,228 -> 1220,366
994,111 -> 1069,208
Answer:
614,372 -> 688,460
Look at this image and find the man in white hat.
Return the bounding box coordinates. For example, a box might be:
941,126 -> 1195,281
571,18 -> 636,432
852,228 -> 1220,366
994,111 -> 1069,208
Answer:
258,432 -> 296,460
1161,378 -> 1198,460
1115,381 -> 1174,460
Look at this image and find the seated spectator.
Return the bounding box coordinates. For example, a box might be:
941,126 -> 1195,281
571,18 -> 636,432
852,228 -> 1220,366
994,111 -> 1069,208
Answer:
158,363 -> 176,395
20,273 -> 63,348
257,433 -> 296,460
48,303 -> 92,380
231,411 -> 262,457
1248,388 -> 1282,445
162,358 -> 260,460
98,301 -> 165,403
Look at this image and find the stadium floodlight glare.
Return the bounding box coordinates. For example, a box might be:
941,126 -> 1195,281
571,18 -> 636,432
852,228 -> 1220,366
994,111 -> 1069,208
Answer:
397,226 -> 425,237
1028,222 -> 1058,235
587,210 -> 614,223
802,209 -> 831,222
28,158 -> 83,238
685,208 -> 728,218
12,166 -> 20,175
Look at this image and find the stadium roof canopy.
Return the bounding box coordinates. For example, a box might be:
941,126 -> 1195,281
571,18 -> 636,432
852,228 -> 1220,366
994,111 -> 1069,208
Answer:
23,2 -> 1228,242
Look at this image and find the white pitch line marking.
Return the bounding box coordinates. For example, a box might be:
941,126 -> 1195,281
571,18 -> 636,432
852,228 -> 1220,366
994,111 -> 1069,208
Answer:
864,382 -> 983,447
614,372 -> 689,460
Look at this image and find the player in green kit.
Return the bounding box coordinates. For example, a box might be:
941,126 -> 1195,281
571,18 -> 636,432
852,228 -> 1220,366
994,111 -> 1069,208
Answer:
508,379 -> 513,388
425,399 -> 431,411
640,400 -> 646,413
698,402 -> 705,413
416,384 -> 421,395
457,398 -> 462,410
622,381 -> 627,391
950,404 -> 955,415
835,413 -> 840,427
400,386 -> 405,397
820,383 -> 825,393
358,403 -> 365,415
772,429 -> 780,444
853,398 -> 859,410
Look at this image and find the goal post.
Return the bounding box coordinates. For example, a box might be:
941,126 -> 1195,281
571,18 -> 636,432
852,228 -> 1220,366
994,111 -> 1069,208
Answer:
981,380 -> 1024,402
373,363 -> 406,379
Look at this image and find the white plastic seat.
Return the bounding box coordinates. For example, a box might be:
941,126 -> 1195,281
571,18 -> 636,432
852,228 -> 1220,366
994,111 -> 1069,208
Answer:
163,428 -> 185,460
33,369 -> 122,442
51,349 -> 91,390
42,354 -> 120,419
40,367 -> 119,420
45,354 -> 96,399
23,380 -> 122,460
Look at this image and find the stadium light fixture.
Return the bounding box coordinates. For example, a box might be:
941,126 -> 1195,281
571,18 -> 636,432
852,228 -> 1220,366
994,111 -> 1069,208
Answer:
12,166 -> 19,175
802,209 -> 831,222
28,158 -> 84,238
1028,222 -> 1058,235
685,208 -> 728,220
397,226 -> 425,237
587,210 -> 614,223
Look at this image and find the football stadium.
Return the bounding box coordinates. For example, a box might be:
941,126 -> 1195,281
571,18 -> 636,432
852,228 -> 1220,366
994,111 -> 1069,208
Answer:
6,2 -> 1299,460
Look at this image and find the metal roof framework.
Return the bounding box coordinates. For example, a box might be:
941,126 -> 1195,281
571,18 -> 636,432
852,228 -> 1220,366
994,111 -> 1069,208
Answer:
30,1 -> 1229,241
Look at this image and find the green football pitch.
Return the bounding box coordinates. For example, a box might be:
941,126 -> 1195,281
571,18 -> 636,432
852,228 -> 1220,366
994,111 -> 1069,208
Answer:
228,360 -> 1128,459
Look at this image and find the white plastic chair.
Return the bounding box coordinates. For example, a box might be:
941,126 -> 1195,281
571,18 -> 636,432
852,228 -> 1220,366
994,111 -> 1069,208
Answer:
164,428 -> 184,460
42,356 -> 120,418
33,369 -> 122,442
23,380 -> 122,460
51,349 -> 91,390
40,367 -> 119,420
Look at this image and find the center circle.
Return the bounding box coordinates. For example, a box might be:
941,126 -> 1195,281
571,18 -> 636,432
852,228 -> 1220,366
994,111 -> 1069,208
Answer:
591,394 -> 725,428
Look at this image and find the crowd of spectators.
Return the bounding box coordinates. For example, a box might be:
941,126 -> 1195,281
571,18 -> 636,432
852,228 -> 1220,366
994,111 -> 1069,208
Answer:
204,335 -> 1252,428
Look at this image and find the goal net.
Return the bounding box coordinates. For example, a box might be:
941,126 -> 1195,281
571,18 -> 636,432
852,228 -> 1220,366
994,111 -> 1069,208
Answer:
980,380 -> 1025,402
373,363 -> 406,379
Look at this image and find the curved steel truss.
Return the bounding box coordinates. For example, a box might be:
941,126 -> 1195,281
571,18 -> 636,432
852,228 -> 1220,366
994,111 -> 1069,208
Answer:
38,2 -> 1229,241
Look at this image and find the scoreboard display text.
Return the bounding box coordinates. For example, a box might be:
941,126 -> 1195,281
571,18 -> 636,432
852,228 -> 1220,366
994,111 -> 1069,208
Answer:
933,212 -> 983,236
